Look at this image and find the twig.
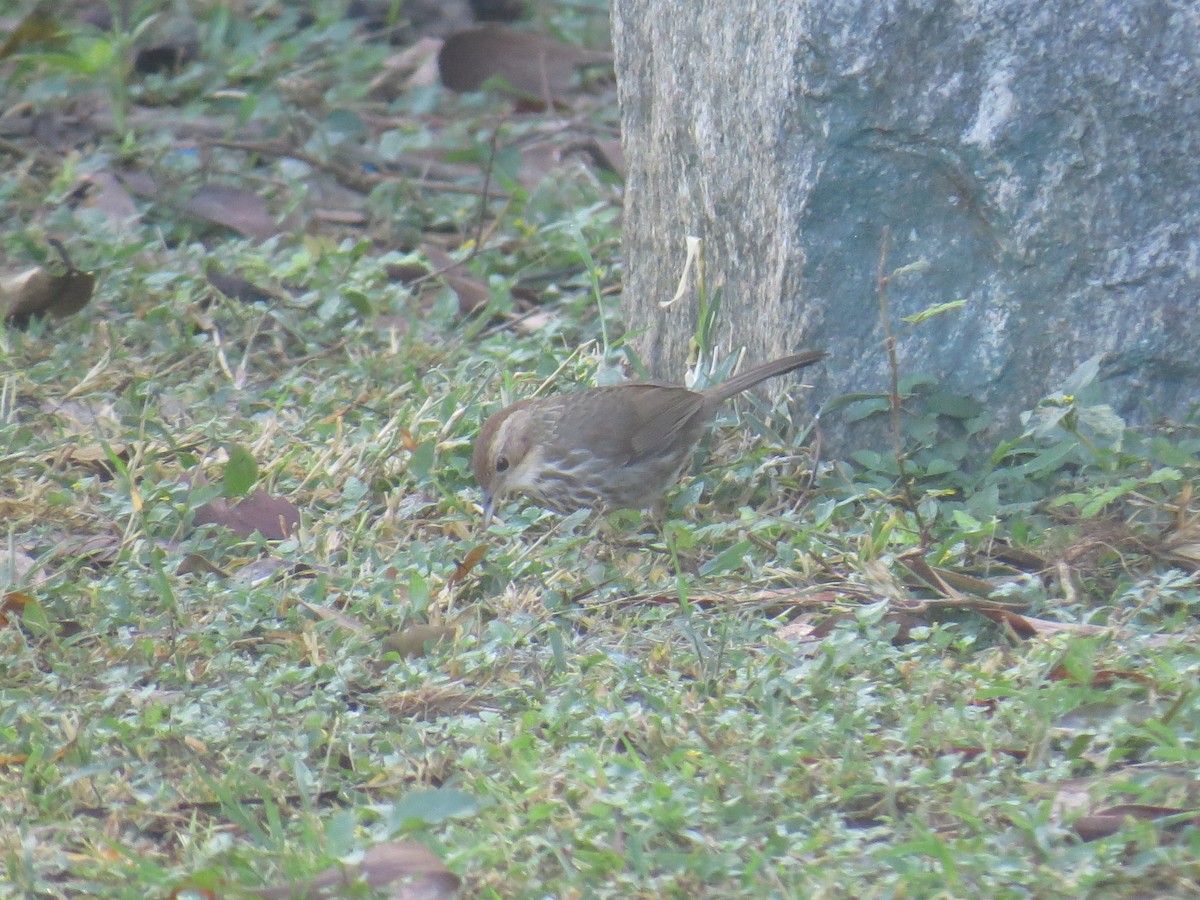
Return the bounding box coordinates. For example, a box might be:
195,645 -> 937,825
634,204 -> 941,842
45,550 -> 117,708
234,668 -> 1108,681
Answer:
474,118 -> 505,249
877,226 -> 930,545
201,138 -> 509,198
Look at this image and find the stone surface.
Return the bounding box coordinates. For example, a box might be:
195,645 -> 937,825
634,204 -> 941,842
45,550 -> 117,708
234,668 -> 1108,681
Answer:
612,0 -> 1200,449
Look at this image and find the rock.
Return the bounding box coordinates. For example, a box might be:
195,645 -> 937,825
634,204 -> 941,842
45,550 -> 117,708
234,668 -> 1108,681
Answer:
613,0 -> 1200,449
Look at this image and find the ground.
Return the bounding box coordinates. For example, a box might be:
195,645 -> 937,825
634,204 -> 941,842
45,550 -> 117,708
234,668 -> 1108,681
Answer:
1,2 -> 1198,897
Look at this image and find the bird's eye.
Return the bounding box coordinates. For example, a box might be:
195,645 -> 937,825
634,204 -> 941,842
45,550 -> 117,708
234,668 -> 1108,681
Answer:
495,455 -> 510,473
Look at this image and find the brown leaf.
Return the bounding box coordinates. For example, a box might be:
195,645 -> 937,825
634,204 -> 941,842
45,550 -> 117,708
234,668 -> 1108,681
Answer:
254,839 -> 459,899
0,591 -> 37,627
176,553 -> 228,577
421,244 -> 490,315
51,533 -> 124,567
447,544 -> 487,586
301,175 -> 368,225
1,265 -> 94,326
564,137 -> 625,178
205,263 -> 281,304
1047,665 -> 1157,688
134,38 -> 199,75
194,489 -> 300,540
296,599 -> 370,635
438,25 -> 611,99
1159,516 -> 1200,572
80,171 -> 140,227
182,184 -> 279,240
0,9 -> 64,58
1074,805 -> 1200,842
978,608 -> 1116,639
229,556 -> 298,587
384,624 -> 459,659
898,553 -> 998,600
370,36 -> 445,99
0,548 -> 37,585
169,886 -> 217,900
985,540 -> 1048,572
57,441 -> 129,478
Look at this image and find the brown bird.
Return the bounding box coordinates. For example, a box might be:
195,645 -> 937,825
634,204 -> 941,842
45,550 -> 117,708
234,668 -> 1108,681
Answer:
471,349 -> 827,525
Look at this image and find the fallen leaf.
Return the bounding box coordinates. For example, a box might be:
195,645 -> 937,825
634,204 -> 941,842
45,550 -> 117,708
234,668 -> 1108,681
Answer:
50,533 -> 124,567
182,184 -> 279,240
0,8 -> 64,58
169,885 -> 217,899
979,608 -> 1117,639
205,263 -> 282,304
1047,665 -> 1157,688
421,243 -> 490,314
370,36 -> 444,98
253,839 -> 459,900
1074,805 -> 1200,842
447,544 -> 487,586
80,171 -> 140,227
1159,516 -> 1200,571
194,489 -> 300,540
229,556 -> 298,586
0,591 -> 37,627
564,136 -> 624,178
899,553 -> 998,600
54,440 -> 130,478
134,35 -> 199,75
438,25 -> 611,100
1055,701 -> 1155,731
297,599 -> 370,635
176,553 -> 228,577
384,623 -> 459,659
0,548 -> 38,585
985,540 -> 1048,571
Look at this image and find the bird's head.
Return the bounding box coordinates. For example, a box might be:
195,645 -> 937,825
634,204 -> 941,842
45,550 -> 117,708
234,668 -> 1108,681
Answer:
471,399 -> 542,526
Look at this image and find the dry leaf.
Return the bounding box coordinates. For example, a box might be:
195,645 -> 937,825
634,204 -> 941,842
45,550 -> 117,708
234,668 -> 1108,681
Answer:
229,556 -> 296,587
370,36 -> 445,98
183,184 -> 278,240
51,533 -> 123,567
899,553 -> 999,600
0,8 -> 64,58
176,553 -> 228,577
0,591 -> 37,627
979,608 -> 1117,639
1074,805 -> 1200,842
384,624 -> 459,659
438,25 -> 611,99
194,489 -> 300,540
81,171 -> 140,226
297,599 -> 370,635
985,540 -> 1048,571
205,263 -> 282,304
447,544 -> 487,586
421,244 -> 490,314
254,839 -> 459,899
0,548 -> 38,586
565,137 -> 624,178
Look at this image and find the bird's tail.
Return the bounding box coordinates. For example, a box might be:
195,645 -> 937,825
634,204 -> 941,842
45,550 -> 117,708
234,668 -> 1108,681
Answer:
707,349 -> 828,402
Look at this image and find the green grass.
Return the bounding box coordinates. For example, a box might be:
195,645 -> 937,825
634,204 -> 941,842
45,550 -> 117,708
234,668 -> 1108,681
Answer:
2,2 -> 1199,897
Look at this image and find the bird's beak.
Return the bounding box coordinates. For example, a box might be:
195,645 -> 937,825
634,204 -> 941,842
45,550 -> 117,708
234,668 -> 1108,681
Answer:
481,491 -> 495,529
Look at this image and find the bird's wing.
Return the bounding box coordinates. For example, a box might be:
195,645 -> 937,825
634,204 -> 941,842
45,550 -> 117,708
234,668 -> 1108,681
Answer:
555,384 -> 705,465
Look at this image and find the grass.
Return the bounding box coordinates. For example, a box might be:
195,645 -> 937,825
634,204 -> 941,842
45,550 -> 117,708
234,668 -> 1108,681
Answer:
2,1 -> 1200,897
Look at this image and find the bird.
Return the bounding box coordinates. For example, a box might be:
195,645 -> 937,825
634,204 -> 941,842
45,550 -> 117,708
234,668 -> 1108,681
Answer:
471,349 -> 827,526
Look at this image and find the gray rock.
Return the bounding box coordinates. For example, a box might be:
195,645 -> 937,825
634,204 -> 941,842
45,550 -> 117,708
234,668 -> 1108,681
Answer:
613,0 -> 1200,450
